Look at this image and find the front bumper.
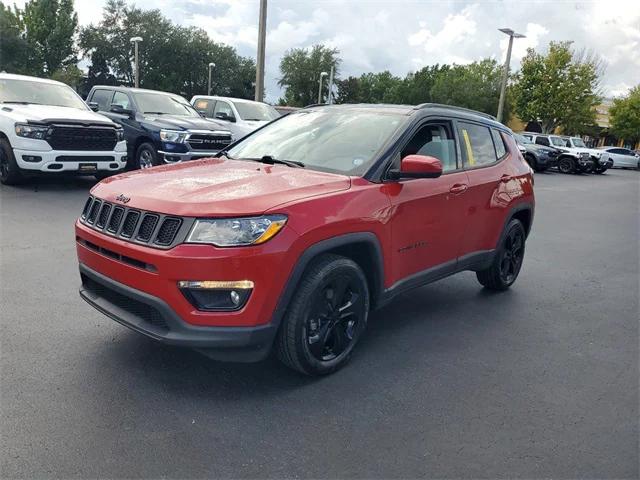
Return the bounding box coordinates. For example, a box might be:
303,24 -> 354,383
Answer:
79,263 -> 277,361
14,143 -> 128,173
537,155 -> 558,168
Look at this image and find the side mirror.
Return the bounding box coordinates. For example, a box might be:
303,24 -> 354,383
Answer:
215,112 -> 236,123
87,101 -> 99,112
110,103 -> 133,117
388,154 -> 443,180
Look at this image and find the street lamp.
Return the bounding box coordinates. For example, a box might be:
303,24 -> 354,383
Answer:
208,62 -> 216,96
496,28 -> 525,123
317,71 -> 328,104
130,36 -> 143,88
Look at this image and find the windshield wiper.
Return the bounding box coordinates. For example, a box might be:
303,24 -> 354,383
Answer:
248,155 -> 305,168
143,111 -> 166,115
2,101 -> 42,105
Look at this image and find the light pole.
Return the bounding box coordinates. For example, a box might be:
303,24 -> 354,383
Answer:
496,28 -> 525,123
208,62 -> 215,96
327,66 -> 335,105
130,36 -> 143,88
317,71 -> 328,104
255,0 -> 267,102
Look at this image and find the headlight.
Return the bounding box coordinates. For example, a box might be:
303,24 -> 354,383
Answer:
15,123 -> 48,140
186,215 -> 287,247
116,127 -> 124,142
159,129 -> 187,143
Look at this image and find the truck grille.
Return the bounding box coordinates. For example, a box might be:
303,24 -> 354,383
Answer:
47,124 -> 118,151
79,196 -> 187,249
187,132 -> 233,151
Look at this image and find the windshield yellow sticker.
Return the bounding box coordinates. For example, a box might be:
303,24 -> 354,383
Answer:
462,129 -> 475,166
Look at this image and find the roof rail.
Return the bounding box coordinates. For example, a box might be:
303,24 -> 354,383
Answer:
414,103 -> 497,120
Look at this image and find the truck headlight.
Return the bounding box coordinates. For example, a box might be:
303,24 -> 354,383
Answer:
159,129 -> 187,143
15,123 -> 48,140
116,127 -> 125,142
186,215 -> 287,247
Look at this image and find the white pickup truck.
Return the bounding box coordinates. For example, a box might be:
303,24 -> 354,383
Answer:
0,73 -> 127,185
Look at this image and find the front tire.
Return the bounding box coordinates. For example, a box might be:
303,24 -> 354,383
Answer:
557,157 -> 574,174
0,139 -> 24,185
476,219 -> 526,291
135,142 -> 159,169
276,254 -> 370,376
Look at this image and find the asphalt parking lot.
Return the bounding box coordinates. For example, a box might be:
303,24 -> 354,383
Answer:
1,169 -> 638,479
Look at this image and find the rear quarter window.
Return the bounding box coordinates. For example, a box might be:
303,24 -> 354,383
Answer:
491,129 -> 507,158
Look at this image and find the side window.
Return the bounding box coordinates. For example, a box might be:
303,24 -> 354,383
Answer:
91,89 -> 113,112
112,91 -> 130,110
400,122 -> 458,172
194,99 -> 213,117
213,101 -> 235,120
491,129 -> 507,158
535,136 -> 550,146
457,122 -> 498,167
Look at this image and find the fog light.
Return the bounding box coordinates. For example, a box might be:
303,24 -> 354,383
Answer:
178,280 -> 253,311
22,155 -> 42,162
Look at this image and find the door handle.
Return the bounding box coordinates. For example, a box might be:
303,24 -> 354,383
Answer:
449,183 -> 468,194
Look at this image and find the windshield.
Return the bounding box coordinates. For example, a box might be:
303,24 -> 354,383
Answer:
0,78 -> 88,110
550,136 -> 568,147
133,92 -> 199,117
514,133 -> 532,145
227,109 -> 407,175
571,137 -> 587,148
233,101 -> 279,121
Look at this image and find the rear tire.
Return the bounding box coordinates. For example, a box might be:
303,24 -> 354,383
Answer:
477,219 -> 526,291
0,139 -> 24,185
135,142 -> 159,169
557,157 -> 574,174
276,254 -> 370,376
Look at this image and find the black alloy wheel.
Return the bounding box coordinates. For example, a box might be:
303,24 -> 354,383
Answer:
277,254 -> 370,375
558,157 -> 574,174
0,139 -> 23,185
498,225 -> 525,285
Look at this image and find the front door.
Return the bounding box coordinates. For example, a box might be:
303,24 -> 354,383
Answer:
386,120 -> 470,286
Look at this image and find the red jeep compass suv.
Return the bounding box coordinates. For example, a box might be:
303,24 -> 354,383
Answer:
76,104 -> 534,375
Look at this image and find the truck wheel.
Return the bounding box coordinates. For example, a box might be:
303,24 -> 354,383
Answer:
135,142 -> 159,169
276,254 -> 370,376
558,157 -> 574,174
476,219 -> 526,291
524,154 -> 539,172
0,138 -> 24,185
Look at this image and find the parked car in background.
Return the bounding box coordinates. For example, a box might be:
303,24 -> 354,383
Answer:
513,133 -> 559,172
521,132 -> 594,174
598,147 -> 640,170
86,86 -> 234,169
560,135 -> 612,174
191,95 -> 280,138
0,73 -> 127,185
76,103 -> 534,375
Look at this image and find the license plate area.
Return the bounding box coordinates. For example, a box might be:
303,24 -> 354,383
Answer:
79,163 -> 98,172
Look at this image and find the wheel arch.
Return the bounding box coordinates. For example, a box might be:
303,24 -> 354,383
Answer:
270,232 -> 385,330
505,203 -> 534,238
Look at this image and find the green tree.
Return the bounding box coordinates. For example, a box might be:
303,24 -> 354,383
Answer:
391,64 -> 449,105
278,45 -> 341,106
22,0 -> 78,75
0,3 -> 29,73
512,41 -> 602,133
429,59 -> 505,117
609,85 -> 640,144
80,0 -> 255,98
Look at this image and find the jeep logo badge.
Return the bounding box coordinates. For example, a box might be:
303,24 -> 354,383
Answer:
115,194 -> 130,204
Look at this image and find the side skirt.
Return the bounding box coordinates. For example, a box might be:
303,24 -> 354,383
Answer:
377,249 -> 496,308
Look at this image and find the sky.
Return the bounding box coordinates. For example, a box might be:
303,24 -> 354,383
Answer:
4,0 -> 640,102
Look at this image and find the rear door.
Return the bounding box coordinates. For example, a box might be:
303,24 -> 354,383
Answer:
456,121 -> 513,257
386,119 -> 470,285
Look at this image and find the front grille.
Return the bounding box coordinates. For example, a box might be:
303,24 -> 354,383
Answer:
187,133 -> 233,151
47,125 -> 118,151
136,214 -> 159,242
96,203 -> 111,228
81,274 -> 168,330
121,211 -> 140,238
56,155 -> 115,162
79,196 -> 188,249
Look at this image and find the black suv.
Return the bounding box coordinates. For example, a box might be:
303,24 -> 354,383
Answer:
86,86 -> 234,169
513,133 -> 559,172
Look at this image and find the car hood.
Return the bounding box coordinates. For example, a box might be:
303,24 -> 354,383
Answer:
141,114 -> 230,132
1,104 -> 117,125
91,157 -> 351,217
